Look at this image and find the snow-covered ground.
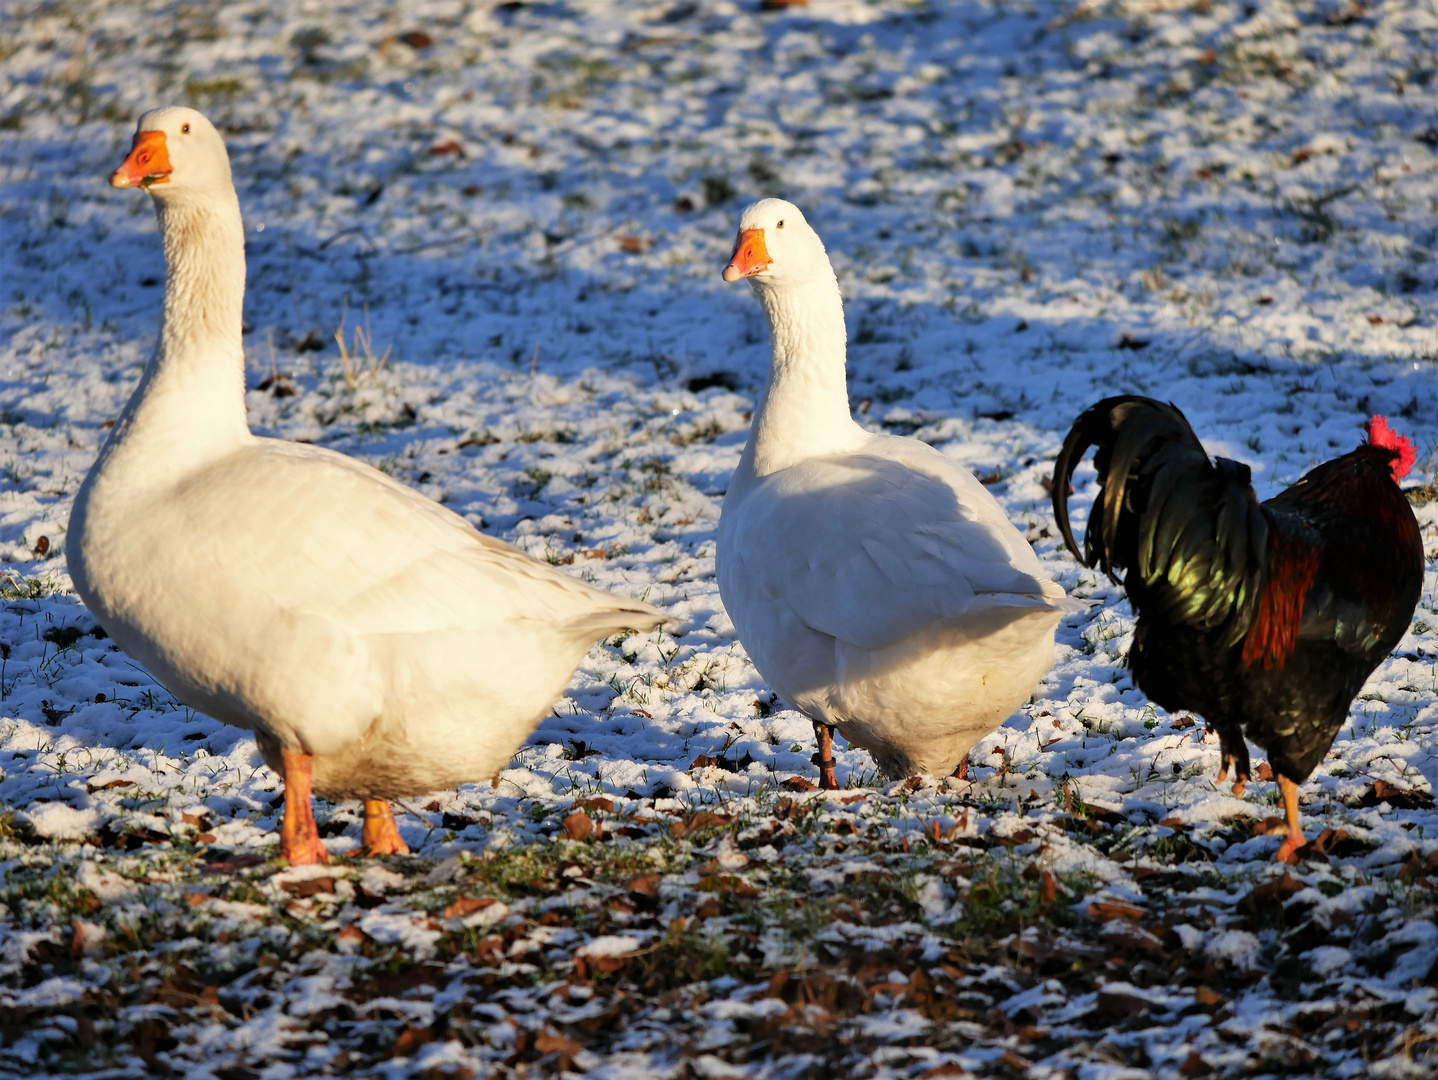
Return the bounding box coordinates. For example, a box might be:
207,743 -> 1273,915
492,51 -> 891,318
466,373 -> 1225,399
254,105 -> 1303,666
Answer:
1,0 -> 1437,1076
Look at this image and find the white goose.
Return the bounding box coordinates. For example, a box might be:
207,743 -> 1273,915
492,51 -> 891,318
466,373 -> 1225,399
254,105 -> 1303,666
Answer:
716,199 -> 1077,787
69,107 -> 665,864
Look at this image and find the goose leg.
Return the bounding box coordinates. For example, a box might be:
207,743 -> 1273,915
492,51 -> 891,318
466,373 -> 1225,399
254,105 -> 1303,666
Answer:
280,750 -> 328,866
362,799 -> 409,856
811,722 -> 839,790
1274,775 -> 1307,864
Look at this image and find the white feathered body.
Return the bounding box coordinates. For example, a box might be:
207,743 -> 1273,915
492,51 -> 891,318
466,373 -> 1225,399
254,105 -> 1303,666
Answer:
719,435 -> 1067,778
68,126 -> 662,800
71,440 -> 658,798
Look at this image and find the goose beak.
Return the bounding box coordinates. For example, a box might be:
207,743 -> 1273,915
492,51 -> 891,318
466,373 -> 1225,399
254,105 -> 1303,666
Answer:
111,130 -> 173,189
722,228 -> 770,282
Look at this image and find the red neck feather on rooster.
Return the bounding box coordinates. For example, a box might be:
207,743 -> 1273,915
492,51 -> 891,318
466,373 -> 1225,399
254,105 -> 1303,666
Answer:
1241,528 -> 1320,671
1242,416 -> 1417,671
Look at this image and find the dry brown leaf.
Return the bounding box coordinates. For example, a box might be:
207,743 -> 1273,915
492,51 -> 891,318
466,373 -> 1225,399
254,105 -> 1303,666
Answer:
1087,899 -> 1145,921
1360,780 -> 1434,809
698,872 -> 760,898
87,778 -> 135,792
1237,870 -> 1303,914
627,873 -> 660,897
444,896 -> 500,919
562,810 -> 594,841
1180,1049 -> 1214,1076
1097,986 -> 1151,1016
1193,986 -> 1225,1010
670,811 -> 731,839
1040,870 -> 1058,906
281,877 -> 337,898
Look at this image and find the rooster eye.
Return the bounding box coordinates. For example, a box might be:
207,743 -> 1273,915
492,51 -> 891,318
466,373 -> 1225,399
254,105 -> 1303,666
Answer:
181,123 -> 191,134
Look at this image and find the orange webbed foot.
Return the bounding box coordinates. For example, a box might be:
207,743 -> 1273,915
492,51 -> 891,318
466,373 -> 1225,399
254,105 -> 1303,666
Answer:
283,832 -> 330,866
362,799 -> 409,856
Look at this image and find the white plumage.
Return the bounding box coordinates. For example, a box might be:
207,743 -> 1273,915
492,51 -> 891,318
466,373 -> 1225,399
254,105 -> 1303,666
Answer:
716,199 -> 1077,783
68,107 -> 665,862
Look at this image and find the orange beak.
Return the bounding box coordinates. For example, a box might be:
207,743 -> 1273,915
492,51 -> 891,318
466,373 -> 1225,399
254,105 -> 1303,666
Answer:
111,130 -> 172,189
722,228 -> 770,282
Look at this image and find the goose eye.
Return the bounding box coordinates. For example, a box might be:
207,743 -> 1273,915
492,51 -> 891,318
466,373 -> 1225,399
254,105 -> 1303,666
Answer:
181,123 -> 191,134
776,220 -> 785,229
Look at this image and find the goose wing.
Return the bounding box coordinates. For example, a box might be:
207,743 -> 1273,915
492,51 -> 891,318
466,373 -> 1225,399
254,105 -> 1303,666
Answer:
722,441 -> 1071,653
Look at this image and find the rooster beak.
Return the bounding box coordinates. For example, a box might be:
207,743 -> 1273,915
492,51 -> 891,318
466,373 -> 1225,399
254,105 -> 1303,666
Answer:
111,130 -> 172,189
722,228 -> 770,282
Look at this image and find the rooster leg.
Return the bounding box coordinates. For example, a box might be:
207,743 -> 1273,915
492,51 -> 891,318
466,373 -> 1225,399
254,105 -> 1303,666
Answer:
280,750 -> 329,866
1230,747 -> 1252,798
1274,776 -> 1307,864
1217,735 -> 1252,797
811,722 -> 839,790
1218,753 -> 1251,794
362,799 -> 409,856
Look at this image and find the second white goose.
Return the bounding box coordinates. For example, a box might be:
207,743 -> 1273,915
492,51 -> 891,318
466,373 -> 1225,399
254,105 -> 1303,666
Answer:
716,199 -> 1077,788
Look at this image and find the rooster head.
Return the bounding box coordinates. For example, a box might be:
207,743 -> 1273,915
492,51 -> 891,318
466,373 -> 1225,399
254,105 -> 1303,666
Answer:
1365,415 -> 1417,484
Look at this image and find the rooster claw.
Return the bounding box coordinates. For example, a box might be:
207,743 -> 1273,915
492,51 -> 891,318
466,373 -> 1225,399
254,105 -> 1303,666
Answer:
1275,834 -> 1307,864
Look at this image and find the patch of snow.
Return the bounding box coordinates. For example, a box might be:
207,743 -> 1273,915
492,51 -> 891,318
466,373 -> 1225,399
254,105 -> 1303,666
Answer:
575,935 -> 643,959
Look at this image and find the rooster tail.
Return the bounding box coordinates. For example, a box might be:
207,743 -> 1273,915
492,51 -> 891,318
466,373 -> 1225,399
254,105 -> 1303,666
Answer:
1052,396 -> 1267,642
1053,397 -> 1198,577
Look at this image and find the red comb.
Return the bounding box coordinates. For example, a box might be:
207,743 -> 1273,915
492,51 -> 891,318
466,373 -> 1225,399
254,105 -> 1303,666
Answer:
1365,415 -> 1417,483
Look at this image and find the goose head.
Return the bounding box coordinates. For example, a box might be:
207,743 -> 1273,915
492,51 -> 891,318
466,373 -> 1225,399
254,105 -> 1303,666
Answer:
111,106 -> 233,199
721,199 -> 832,290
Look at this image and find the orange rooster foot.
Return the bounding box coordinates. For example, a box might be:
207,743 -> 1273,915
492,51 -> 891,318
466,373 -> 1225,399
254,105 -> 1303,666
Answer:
362,799 -> 409,856
1275,832 -> 1307,864
1218,753 -> 1250,798
1273,775 -> 1306,864
812,721 -> 840,790
280,750 -> 330,866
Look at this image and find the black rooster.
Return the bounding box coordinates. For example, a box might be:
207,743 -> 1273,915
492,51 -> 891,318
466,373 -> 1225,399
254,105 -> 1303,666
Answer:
1053,396 -> 1423,861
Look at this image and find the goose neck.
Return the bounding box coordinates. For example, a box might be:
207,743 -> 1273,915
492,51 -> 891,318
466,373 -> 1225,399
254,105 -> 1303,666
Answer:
105,191 -> 252,474
745,275 -> 862,479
